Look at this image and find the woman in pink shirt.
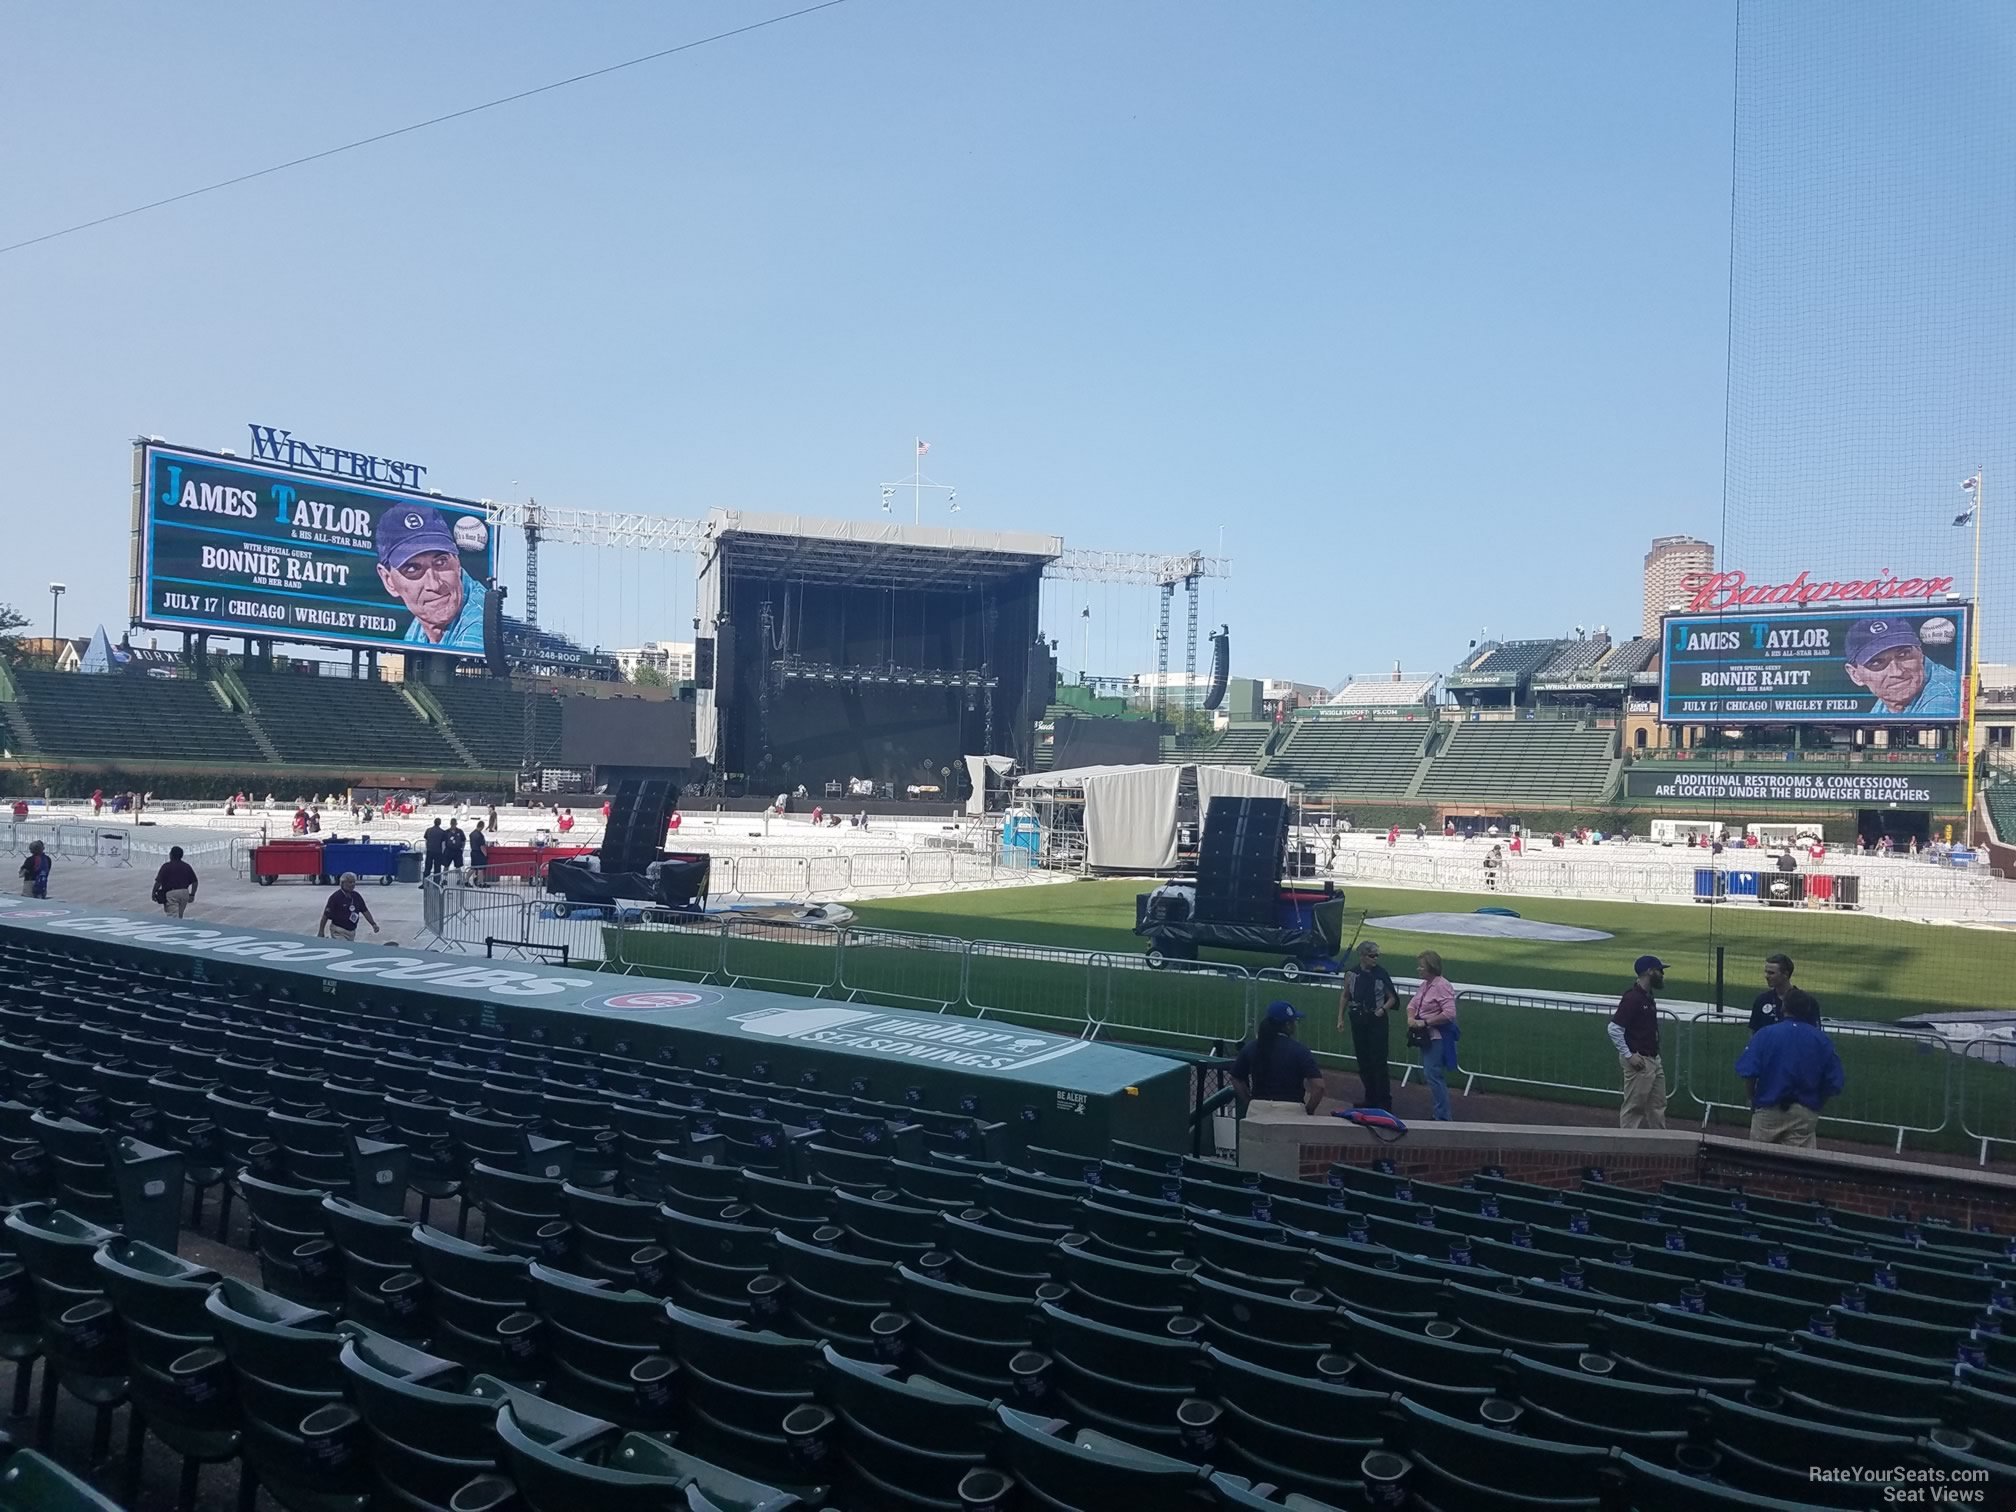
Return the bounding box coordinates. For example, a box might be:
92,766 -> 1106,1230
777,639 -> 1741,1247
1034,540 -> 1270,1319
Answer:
1408,949 -> 1460,1120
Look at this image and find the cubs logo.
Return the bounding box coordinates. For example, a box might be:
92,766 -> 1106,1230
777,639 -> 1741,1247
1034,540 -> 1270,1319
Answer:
595,989 -> 717,1013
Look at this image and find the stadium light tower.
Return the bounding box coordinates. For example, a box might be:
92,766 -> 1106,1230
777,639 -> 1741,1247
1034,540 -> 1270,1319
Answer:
48,582 -> 64,645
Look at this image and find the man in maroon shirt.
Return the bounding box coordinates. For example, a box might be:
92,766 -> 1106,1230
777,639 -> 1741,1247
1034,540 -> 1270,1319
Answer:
1608,954 -> 1668,1129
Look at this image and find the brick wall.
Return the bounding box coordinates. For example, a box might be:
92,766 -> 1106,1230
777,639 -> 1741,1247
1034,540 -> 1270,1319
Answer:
1294,1138 -> 1696,1194
1701,1142 -> 2016,1230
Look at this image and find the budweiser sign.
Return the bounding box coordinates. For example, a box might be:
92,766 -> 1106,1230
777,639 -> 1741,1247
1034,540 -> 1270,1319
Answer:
1679,568 -> 1957,614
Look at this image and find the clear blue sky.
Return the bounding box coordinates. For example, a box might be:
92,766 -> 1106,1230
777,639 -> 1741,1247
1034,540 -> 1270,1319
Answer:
2,2 -> 1744,686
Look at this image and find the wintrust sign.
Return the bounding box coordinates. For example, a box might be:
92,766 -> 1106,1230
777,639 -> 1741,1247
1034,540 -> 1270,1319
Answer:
1681,569 -> 1957,614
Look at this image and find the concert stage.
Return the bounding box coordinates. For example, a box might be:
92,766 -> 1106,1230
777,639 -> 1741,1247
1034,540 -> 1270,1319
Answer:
694,513 -> 1059,796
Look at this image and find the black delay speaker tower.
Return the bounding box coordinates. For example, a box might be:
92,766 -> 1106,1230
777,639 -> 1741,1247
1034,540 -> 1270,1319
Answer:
1202,626 -> 1230,711
602,777 -> 679,875
694,636 -> 716,690
1194,795 -> 1287,926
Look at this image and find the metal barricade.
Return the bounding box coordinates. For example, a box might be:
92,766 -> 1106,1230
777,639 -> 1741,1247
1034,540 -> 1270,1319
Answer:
1095,954 -> 1252,1055
719,918 -> 842,996
837,927 -> 967,1012
1389,985 -> 1637,1108
804,856 -> 851,896
1957,1036 -> 2016,1166
906,850 -> 954,888
845,852 -> 911,888
1249,968 -> 1352,1075
949,852 -> 998,884
1678,1015 -> 1953,1154
93,831 -> 132,867
963,939 -> 1099,1035
420,877 -> 446,940
606,916 -> 728,982
725,855 -> 811,899
51,824 -> 97,860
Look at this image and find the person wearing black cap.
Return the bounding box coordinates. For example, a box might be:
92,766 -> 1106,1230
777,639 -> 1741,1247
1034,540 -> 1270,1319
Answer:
1231,1000 -> 1325,1116
374,505 -> 488,651
1607,955 -> 1668,1129
1337,939 -> 1397,1112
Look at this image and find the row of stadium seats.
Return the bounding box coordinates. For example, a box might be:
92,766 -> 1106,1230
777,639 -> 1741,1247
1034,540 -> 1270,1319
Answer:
425,680 -> 567,771
1414,721 -> 1619,805
1163,726 -> 1275,769
2,932 -> 2014,1509
1259,720 -> 1430,795
3,670 -> 267,766
0,671 -> 593,778
237,674 -> 464,768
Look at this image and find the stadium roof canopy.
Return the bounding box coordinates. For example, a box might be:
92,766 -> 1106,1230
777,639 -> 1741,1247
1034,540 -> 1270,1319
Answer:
1329,674 -> 1440,706
705,509 -> 1061,591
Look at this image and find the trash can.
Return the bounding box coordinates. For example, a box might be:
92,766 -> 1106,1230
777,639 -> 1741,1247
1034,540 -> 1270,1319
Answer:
251,841 -> 324,886
1761,872 -> 1804,908
396,850 -> 424,885
1833,874 -> 1860,910
321,840 -> 408,884
1726,871 -> 1759,899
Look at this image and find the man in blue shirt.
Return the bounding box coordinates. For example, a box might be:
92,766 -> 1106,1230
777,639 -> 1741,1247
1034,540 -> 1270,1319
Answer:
375,505 -> 488,652
1734,990 -> 1844,1148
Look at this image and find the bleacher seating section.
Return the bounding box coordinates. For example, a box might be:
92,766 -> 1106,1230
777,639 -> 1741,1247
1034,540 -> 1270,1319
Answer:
4,669 -> 267,765
238,673 -> 464,768
429,678 -> 566,770
3,931 -> 2016,1512
1258,719 -> 1428,796
1603,636 -> 1662,678
1536,638 -> 1610,679
1986,783 -> 2016,846
1163,726 -> 1272,769
1456,639 -> 1569,681
1416,720 -> 1618,805
1329,675 -> 1439,708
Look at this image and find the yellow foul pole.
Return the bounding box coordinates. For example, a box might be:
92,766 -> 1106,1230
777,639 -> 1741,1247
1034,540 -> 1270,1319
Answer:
1964,469 -> 1985,844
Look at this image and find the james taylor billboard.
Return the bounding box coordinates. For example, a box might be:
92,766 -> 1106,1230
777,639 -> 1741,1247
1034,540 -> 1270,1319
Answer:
133,443 -> 496,656
1660,605 -> 1969,724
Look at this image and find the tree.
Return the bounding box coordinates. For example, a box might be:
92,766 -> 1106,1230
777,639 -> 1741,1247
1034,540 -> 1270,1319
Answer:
631,662 -> 668,689
0,603 -> 26,639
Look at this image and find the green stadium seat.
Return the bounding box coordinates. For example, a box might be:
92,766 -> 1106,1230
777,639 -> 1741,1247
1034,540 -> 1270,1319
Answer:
814,1342 -> 992,1507
238,1173 -> 346,1311
1200,1345 -> 1387,1502
526,1263 -> 675,1426
1499,1350 -> 1694,1455
829,1187 -> 943,1262
560,1184 -> 658,1287
1035,1300 -> 1202,1450
939,1211 -> 1058,1293
664,1304 -> 823,1474
203,1277 -> 372,1512
1345,1308 -> 1506,1416
1057,1241 -> 1193,1331
1389,1395 -> 1610,1511
410,1225 -> 539,1381
5,1205 -> 129,1461
1607,1449 -> 1850,1511
91,1238 -> 235,1511
466,1162 -> 570,1261
769,1230 -> 898,1355
493,1400 -> 807,1512
991,1405 -> 1213,1510
0,1448 -> 127,1512
1698,1390 -> 1919,1506
896,1264 -> 1048,1396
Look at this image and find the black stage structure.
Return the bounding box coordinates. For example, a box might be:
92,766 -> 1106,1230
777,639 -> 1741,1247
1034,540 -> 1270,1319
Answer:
693,513 -> 1060,796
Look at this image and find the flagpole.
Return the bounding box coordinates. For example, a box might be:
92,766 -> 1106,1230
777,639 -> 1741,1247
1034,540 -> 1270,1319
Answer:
913,438 -> 922,526
1964,469 -> 1985,844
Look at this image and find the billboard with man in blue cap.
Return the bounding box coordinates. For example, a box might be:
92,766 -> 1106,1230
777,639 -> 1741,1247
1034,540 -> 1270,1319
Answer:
134,441 -> 496,657
1659,604 -> 1968,724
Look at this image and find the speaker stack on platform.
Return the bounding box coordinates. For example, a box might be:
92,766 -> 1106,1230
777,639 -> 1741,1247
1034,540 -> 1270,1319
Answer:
602,777 -> 679,874
1194,795 -> 1288,926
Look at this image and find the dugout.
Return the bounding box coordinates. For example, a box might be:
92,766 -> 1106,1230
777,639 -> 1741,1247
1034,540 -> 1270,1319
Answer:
0,899 -> 1189,1159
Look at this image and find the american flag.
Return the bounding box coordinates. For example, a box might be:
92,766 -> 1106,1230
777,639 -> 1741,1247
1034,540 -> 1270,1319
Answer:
916,440 -> 930,457
1962,474 -> 1978,492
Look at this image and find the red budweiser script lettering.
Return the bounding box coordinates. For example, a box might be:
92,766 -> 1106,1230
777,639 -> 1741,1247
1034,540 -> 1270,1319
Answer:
1680,569 -> 1956,613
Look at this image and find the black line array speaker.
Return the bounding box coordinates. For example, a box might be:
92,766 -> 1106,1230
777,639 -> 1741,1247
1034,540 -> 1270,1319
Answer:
602,777 -> 679,874
694,636 -> 716,691
1202,627 -> 1230,711
1195,795 -> 1287,925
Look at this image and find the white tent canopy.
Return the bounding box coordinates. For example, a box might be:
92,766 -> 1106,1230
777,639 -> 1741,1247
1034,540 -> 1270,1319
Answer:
964,754 -> 1018,815
1015,762 -> 1289,870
